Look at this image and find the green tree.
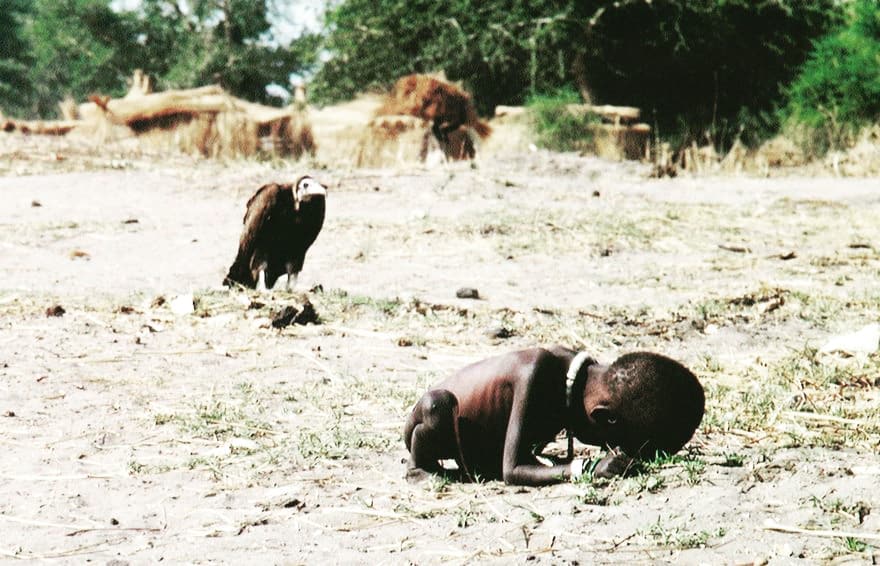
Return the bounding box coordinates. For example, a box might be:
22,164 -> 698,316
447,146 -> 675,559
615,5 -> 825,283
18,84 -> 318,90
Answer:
19,0 -> 316,117
311,0 -> 838,148
136,0 -> 318,104
26,0 -> 143,117
784,0 -> 880,151
0,0 -> 35,116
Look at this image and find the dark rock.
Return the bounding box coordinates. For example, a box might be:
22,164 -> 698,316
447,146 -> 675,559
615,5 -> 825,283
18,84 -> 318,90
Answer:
45,304 -> 65,317
271,300 -> 320,329
485,326 -> 513,339
294,299 -> 319,325
456,287 -> 480,299
271,306 -> 299,329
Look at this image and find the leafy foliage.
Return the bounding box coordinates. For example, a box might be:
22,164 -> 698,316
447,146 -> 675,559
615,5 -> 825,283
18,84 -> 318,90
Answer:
9,0 -> 317,118
138,0 -> 318,104
783,0 -> 880,151
0,0 -> 34,116
526,89 -> 596,151
311,0 -> 838,148
25,0 -> 144,117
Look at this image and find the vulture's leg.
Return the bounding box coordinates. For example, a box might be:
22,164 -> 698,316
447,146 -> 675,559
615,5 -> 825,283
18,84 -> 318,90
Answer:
256,269 -> 268,293
285,263 -> 298,291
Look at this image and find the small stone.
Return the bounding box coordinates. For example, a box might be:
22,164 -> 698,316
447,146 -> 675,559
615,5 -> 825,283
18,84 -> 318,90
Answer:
485,326 -> 513,339
110,517 -> 119,525
294,299 -> 319,325
456,287 -> 480,299
271,306 -> 299,329
45,304 -> 65,317
31,200 -> 42,207
592,190 -> 600,197
2,410 -> 15,417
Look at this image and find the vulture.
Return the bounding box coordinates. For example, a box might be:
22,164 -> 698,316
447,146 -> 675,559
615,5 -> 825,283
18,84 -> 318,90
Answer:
223,176 -> 327,291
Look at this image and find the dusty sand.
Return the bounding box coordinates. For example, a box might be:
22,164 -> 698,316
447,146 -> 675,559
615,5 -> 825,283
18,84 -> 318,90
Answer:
1,138 -> 879,564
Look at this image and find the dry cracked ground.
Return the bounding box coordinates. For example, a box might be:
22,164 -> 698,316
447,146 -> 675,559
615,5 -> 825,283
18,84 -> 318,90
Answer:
1,135 -> 879,564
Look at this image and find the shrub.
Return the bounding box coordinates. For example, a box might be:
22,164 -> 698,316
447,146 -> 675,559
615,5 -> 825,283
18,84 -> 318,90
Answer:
783,0 -> 880,152
527,89 -> 597,151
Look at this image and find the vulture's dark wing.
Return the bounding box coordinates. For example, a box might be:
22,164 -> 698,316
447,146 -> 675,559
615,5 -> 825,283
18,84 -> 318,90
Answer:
238,183 -> 284,257
224,184 -> 284,287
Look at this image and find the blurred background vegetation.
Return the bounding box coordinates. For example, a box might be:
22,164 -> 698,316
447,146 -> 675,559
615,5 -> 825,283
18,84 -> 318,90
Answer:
1,0 -> 878,154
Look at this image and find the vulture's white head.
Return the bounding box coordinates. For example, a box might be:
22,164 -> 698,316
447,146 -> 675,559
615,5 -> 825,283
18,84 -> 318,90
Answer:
295,176 -> 327,210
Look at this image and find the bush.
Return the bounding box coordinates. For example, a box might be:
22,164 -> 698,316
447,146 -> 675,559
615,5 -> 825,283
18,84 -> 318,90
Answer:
312,0 -> 837,151
526,89 -> 597,151
783,0 -> 880,152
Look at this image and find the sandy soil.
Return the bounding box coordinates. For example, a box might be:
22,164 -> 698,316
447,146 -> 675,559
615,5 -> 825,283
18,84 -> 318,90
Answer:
1,138 -> 879,564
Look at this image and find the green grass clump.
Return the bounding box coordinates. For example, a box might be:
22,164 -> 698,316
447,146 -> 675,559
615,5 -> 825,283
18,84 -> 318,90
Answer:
526,89 -> 597,151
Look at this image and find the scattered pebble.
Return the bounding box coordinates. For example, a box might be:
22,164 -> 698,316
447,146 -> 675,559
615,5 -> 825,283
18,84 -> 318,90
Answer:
31,200 -> 42,207
271,299 -> 320,328
69,249 -> 91,260
310,283 -> 324,293
45,304 -> 65,317
456,287 -> 480,299
295,299 -> 319,325
397,337 -> 413,347
3,410 -> 15,417
592,190 -> 601,197
271,306 -> 299,329
484,326 -> 513,339
122,218 -> 139,224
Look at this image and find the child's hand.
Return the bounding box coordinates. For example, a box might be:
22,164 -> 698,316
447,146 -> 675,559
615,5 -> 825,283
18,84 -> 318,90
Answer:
593,447 -> 634,478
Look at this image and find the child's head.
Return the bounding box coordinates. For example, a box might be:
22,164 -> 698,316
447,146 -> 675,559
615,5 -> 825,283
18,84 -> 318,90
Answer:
583,352 -> 704,458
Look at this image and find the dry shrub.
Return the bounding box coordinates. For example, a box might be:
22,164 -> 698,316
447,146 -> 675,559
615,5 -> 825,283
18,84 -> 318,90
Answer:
755,136 -> 805,169
355,115 -> 432,167
481,109 -> 533,157
592,124 -> 651,161
309,95 -> 384,166
282,113 -> 316,159
377,74 -> 490,138
823,125 -> 880,176
346,75 -> 494,167
58,97 -> 79,121
214,110 -> 258,158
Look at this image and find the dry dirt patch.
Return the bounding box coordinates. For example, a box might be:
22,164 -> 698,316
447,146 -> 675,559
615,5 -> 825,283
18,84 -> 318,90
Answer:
1,148 -> 879,563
